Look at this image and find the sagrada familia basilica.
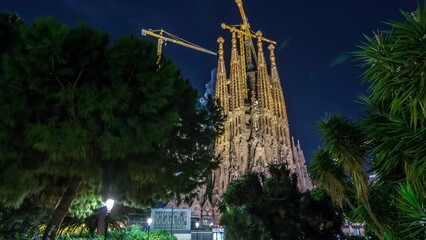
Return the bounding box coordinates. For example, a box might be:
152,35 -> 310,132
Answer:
166,0 -> 313,228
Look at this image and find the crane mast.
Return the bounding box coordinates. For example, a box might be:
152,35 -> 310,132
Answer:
222,0 -> 277,70
235,0 -> 256,70
235,0 -> 249,26
218,0 -> 277,99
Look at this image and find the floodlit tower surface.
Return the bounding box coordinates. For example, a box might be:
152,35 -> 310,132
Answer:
211,30 -> 296,205
169,0 -> 313,227
209,0 -> 313,225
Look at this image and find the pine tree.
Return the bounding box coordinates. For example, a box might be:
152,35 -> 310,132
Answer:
0,16 -> 221,239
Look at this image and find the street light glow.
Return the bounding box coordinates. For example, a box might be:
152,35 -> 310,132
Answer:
147,217 -> 153,240
195,222 -> 200,240
105,199 -> 115,213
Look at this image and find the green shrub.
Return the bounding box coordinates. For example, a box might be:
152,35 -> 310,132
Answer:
57,225 -> 177,240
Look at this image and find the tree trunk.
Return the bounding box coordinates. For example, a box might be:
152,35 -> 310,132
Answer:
43,177 -> 82,240
96,207 -> 107,236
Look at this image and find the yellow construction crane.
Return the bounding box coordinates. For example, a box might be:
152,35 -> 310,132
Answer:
221,23 -> 276,45
222,0 -> 276,70
218,0 -> 278,99
141,28 -> 216,66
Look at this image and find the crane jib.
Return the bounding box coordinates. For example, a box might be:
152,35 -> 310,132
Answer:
141,28 -> 217,57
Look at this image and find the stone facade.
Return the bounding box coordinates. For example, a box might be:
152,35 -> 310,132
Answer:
209,33 -> 296,221
168,28 -> 312,229
292,137 -> 314,192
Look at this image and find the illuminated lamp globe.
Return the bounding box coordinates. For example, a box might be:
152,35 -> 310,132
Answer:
105,199 -> 115,213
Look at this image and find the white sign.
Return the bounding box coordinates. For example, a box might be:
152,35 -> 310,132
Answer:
150,208 -> 191,231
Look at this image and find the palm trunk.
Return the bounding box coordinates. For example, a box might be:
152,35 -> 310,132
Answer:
42,177 -> 82,240
352,171 -> 387,240
360,198 -> 385,240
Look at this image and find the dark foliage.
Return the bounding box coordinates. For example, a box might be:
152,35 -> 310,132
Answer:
311,2 -> 426,239
221,164 -> 343,240
0,15 -> 222,238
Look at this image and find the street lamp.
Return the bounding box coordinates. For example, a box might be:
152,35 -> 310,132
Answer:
171,193 -> 176,235
170,171 -> 181,236
104,199 -> 114,240
105,199 -> 115,213
195,222 -> 200,240
147,218 -> 153,240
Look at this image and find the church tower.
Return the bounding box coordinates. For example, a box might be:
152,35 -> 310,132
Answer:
184,0 -> 313,227
211,30 -> 298,209
207,1 -> 313,226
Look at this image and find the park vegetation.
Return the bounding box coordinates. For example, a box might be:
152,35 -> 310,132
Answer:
1,1 -> 425,240
220,164 -> 344,239
0,13 -> 222,239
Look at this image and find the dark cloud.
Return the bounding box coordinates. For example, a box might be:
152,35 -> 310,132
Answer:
329,53 -> 351,68
278,36 -> 292,52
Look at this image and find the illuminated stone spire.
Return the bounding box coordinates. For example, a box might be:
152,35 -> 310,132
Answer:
292,137 -> 313,192
256,31 -> 274,113
269,44 -> 286,120
214,37 -> 229,115
269,44 -> 291,148
215,37 -> 230,144
229,29 -> 244,110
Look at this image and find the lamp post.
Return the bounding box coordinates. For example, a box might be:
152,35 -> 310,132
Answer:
147,218 -> 152,240
170,172 -> 181,236
104,199 -> 114,240
195,222 -> 199,240
171,193 -> 175,235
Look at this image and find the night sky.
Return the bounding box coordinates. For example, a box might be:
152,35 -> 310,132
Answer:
2,0 -> 418,162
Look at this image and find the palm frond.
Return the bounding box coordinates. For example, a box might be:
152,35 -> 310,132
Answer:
393,182 -> 426,239
309,148 -> 352,209
354,2 -> 426,129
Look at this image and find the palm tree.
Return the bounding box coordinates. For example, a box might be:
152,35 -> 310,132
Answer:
356,2 -> 426,239
309,148 -> 353,209
312,2 -> 426,239
314,115 -> 388,238
356,3 -> 426,130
